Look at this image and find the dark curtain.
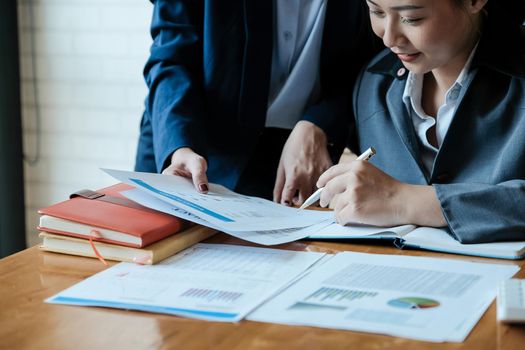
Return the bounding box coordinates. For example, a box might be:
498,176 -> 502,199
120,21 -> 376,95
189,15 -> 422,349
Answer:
0,0 -> 26,257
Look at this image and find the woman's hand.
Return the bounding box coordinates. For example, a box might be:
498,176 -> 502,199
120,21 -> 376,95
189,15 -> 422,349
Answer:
273,121 -> 333,206
162,147 -> 209,193
317,161 -> 446,227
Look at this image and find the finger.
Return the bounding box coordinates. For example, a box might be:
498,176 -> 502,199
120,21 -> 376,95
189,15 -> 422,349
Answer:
319,174 -> 351,207
328,193 -> 341,210
293,176 -> 317,206
335,203 -> 354,226
162,164 -> 191,178
293,184 -> 309,206
188,156 -> 209,193
280,178 -> 298,206
163,148 -> 196,178
317,163 -> 352,188
334,200 -> 367,227
273,163 -> 286,203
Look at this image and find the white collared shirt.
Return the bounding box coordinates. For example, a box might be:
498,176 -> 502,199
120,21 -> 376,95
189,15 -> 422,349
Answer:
403,45 -> 478,174
265,0 -> 327,129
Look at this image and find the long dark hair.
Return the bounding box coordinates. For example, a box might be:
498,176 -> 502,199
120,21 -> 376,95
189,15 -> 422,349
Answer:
456,0 -> 525,57
453,0 -> 525,25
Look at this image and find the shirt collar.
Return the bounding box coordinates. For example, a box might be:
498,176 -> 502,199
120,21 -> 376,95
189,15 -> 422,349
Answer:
402,42 -> 479,113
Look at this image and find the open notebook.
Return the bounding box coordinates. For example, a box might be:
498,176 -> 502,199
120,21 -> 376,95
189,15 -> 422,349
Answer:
309,224 -> 525,260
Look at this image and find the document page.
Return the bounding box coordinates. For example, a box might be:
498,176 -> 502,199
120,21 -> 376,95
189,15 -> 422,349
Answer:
46,244 -> 326,322
308,222 -> 416,239
103,169 -> 332,232
404,227 -> 525,259
122,189 -> 333,245
248,252 -> 519,342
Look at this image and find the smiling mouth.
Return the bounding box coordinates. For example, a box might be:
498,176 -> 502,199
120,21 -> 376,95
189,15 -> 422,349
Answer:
396,52 -> 420,62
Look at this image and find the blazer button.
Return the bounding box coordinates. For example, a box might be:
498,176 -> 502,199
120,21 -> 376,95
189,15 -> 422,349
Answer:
435,172 -> 450,183
397,68 -> 406,77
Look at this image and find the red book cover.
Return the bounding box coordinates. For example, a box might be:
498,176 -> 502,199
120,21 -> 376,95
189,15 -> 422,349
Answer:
38,183 -> 188,248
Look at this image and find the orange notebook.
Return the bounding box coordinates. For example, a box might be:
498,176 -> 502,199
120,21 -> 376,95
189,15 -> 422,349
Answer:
38,183 -> 188,248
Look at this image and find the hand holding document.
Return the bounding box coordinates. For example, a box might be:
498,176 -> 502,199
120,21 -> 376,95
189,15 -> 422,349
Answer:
101,168 -> 525,259
122,188 -> 332,245
103,169 -> 334,245
102,168 -> 436,247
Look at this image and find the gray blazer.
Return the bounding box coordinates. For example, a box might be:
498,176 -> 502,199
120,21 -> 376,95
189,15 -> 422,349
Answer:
352,16 -> 525,243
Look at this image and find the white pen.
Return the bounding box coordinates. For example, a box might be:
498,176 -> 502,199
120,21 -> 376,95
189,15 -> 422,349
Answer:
298,147 -> 376,210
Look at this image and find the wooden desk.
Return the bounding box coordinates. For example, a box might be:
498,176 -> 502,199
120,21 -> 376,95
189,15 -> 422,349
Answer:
1,233 -> 524,349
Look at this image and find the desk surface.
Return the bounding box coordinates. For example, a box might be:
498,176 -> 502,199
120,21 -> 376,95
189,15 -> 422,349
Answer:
1,233 -> 525,350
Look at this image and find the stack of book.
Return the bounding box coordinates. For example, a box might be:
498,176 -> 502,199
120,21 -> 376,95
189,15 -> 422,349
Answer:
38,183 -> 217,264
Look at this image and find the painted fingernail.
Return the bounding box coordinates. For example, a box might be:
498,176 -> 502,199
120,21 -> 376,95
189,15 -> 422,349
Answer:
199,184 -> 208,192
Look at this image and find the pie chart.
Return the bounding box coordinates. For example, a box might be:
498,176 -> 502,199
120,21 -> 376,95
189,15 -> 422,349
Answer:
388,297 -> 440,310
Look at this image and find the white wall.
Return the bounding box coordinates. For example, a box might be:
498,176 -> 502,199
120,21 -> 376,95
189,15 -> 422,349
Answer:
17,0 -> 153,246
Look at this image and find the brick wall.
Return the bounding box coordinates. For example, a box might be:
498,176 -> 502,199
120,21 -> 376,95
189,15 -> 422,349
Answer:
18,0 -> 153,246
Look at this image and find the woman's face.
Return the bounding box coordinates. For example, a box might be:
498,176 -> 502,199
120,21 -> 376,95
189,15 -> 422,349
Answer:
366,0 -> 485,76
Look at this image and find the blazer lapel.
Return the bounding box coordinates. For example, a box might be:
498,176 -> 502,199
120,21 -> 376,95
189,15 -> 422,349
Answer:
430,74 -> 477,182
386,78 -> 429,181
237,0 -> 273,129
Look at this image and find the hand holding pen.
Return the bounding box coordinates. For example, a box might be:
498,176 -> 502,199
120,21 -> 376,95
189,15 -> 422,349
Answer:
299,147 -> 376,210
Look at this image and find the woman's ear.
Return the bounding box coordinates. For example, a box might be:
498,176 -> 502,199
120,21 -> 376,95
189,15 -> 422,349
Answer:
466,0 -> 488,15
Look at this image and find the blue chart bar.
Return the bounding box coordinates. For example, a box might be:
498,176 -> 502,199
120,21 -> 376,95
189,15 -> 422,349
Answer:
180,288 -> 243,303
130,178 -> 234,222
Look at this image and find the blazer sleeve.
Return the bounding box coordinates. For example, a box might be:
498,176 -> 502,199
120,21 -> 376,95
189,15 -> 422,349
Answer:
434,180 -> 525,243
145,0 -> 207,172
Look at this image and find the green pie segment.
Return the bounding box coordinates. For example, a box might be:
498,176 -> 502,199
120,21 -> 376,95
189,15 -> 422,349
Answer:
388,297 -> 440,310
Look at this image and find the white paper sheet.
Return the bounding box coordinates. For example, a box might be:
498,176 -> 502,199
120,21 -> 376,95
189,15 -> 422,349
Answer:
308,222 -> 416,239
247,252 -> 519,342
103,169 -> 333,232
122,189 -> 334,245
46,243 -> 327,322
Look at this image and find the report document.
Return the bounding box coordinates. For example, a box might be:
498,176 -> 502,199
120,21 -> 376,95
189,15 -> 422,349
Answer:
248,252 -> 519,342
46,243 -> 327,322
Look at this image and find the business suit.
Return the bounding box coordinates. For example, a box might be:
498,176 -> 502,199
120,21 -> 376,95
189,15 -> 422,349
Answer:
135,0 -> 379,195
352,13 -> 525,243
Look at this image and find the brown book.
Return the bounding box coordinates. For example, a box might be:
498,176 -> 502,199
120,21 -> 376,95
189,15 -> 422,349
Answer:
39,225 -> 217,264
38,183 -> 187,248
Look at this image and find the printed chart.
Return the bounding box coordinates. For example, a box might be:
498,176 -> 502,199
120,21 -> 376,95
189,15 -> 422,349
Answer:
388,297 -> 440,310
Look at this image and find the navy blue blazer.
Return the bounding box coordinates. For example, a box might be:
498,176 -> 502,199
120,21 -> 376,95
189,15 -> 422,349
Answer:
135,0 -> 380,190
352,14 -> 525,243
